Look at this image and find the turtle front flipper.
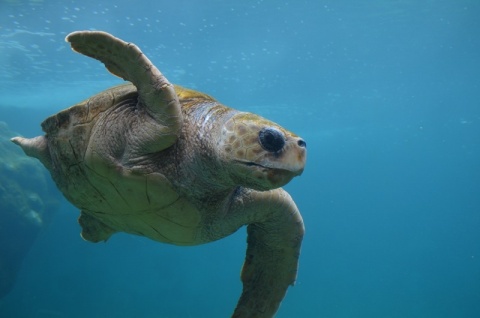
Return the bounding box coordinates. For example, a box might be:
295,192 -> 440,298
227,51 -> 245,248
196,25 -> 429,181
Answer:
66,31 -> 182,154
231,189 -> 305,318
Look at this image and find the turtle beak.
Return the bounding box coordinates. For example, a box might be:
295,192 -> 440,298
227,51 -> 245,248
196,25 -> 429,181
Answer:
285,136 -> 307,175
257,136 -> 307,176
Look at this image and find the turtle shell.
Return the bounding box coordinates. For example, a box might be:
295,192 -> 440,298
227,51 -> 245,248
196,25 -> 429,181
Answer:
39,84 -> 136,207
40,83 -> 218,211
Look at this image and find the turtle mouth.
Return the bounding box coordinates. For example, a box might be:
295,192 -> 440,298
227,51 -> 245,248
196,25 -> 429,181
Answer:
235,160 -> 277,175
236,160 -> 269,169
243,161 -> 265,168
236,160 -> 303,176
235,159 -> 300,190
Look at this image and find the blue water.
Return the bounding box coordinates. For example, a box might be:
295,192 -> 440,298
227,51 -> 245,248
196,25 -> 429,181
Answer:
1,1 -> 480,317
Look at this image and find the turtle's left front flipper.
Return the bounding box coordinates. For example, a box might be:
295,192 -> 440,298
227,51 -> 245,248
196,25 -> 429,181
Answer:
66,31 -> 182,154
232,189 -> 304,318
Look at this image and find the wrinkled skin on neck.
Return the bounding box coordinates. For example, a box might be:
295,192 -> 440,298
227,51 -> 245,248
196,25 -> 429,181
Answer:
165,94 -> 239,201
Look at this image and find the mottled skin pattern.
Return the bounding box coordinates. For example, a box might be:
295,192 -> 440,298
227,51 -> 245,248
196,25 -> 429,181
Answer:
12,31 -> 307,317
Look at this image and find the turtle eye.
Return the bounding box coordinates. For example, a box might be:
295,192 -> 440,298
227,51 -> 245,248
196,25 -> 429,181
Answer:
258,127 -> 285,153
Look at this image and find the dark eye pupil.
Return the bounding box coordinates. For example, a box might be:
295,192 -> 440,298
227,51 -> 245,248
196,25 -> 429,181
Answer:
259,128 -> 285,152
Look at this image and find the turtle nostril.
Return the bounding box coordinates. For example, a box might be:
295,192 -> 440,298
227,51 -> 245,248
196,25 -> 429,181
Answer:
297,139 -> 306,148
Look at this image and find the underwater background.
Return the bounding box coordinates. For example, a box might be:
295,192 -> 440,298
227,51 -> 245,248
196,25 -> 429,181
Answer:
1,0 -> 479,317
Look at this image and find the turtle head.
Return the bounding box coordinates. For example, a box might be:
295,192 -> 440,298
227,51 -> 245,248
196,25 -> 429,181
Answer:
219,112 -> 307,190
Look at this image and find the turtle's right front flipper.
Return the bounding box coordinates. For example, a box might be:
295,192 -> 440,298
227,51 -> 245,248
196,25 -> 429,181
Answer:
228,189 -> 305,318
66,31 -> 182,154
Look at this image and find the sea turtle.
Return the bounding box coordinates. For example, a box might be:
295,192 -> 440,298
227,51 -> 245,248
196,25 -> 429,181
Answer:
12,31 -> 307,317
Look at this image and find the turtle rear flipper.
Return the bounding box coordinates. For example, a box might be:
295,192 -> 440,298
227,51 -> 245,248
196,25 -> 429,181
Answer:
11,136 -> 52,170
78,211 -> 116,243
66,31 -> 182,154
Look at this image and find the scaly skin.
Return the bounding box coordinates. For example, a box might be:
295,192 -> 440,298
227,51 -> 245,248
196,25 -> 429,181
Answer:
11,31 -> 307,317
